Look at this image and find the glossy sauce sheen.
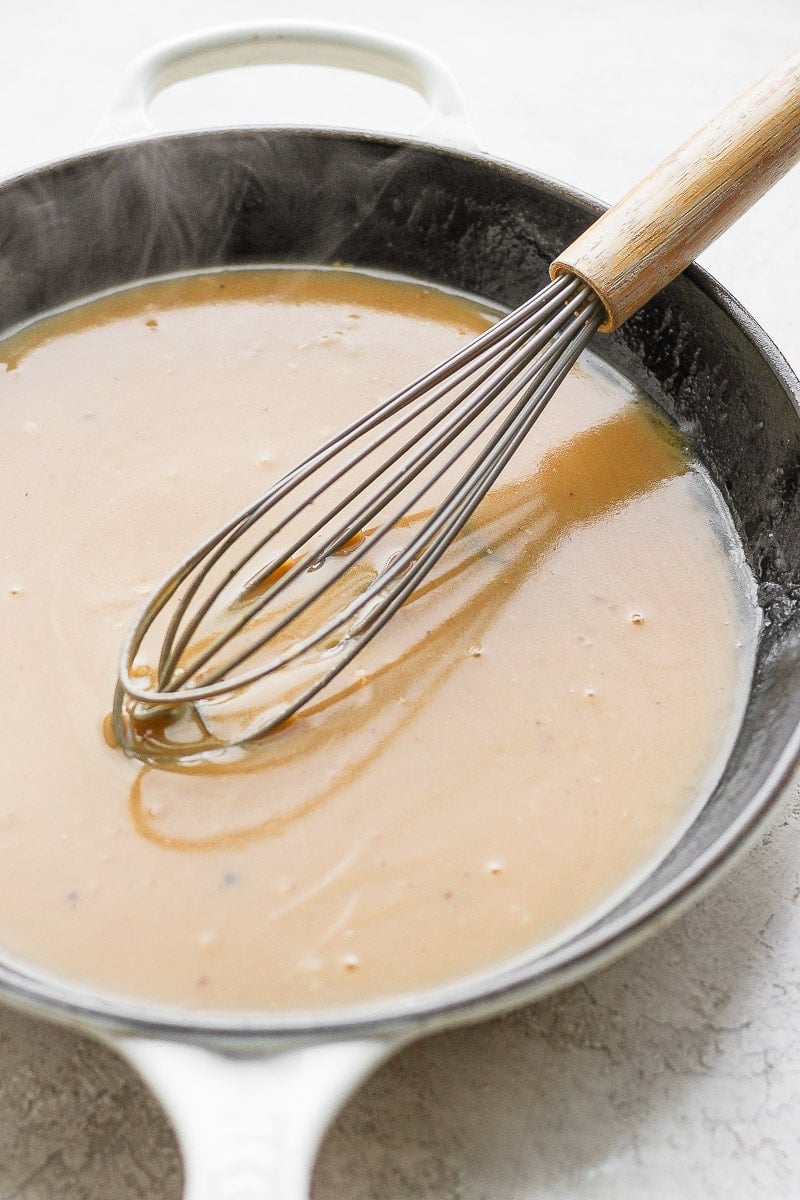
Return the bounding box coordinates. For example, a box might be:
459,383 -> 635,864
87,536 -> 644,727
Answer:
0,269 -> 750,1010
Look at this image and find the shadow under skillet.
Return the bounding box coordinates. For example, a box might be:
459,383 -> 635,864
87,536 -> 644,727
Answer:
0,1008 -> 181,1200
0,782 -> 794,1200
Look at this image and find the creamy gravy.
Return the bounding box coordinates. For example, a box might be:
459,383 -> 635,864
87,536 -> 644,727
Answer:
0,268 -> 753,1010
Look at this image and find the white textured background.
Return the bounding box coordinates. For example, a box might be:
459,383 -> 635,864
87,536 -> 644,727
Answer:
0,2 -> 798,1197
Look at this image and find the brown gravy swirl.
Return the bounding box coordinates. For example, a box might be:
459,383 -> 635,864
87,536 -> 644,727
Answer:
0,268 -> 755,1009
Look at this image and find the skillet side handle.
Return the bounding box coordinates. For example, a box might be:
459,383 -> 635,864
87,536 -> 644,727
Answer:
90,21 -> 479,151
552,49 -> 800,332
118,1036 -> 390,1200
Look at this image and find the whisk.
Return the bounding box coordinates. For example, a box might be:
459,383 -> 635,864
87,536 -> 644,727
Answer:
114,50 -> 800,760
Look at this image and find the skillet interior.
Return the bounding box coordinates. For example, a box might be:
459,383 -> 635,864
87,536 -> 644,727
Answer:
0,129 -> 798,1037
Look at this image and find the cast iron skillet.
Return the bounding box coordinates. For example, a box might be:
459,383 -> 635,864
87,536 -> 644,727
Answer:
0,23 -> 798,1200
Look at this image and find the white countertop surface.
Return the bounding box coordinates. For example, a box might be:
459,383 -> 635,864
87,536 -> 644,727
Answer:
0,2 -> 799,1197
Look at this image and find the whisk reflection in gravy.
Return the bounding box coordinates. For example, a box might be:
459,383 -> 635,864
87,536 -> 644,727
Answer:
121,399 -> 686,775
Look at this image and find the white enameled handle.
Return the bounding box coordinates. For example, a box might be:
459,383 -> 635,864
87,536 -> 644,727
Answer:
90,21 -> 479,150
119,1036 -> 391,1200
91,19 -> 450,1199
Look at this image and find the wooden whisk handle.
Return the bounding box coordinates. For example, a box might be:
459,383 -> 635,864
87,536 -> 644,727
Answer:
551,50 -> 800,332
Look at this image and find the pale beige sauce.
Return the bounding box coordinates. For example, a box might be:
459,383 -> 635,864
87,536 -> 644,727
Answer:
0,268 -> 749,1010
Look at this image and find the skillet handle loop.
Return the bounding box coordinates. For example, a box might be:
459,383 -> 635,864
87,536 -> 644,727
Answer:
120,1037 -> 389,1200
90,21 -> 479,151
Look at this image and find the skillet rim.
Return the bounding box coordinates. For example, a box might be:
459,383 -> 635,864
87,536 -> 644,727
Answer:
0,126 -> 797,1044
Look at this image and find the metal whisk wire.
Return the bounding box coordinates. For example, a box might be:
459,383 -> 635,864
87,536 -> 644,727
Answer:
161,275 -> 591,683
113,273 -> 604,754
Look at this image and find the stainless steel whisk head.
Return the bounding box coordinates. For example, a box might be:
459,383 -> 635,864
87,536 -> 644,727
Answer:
113,273 -> 603,760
